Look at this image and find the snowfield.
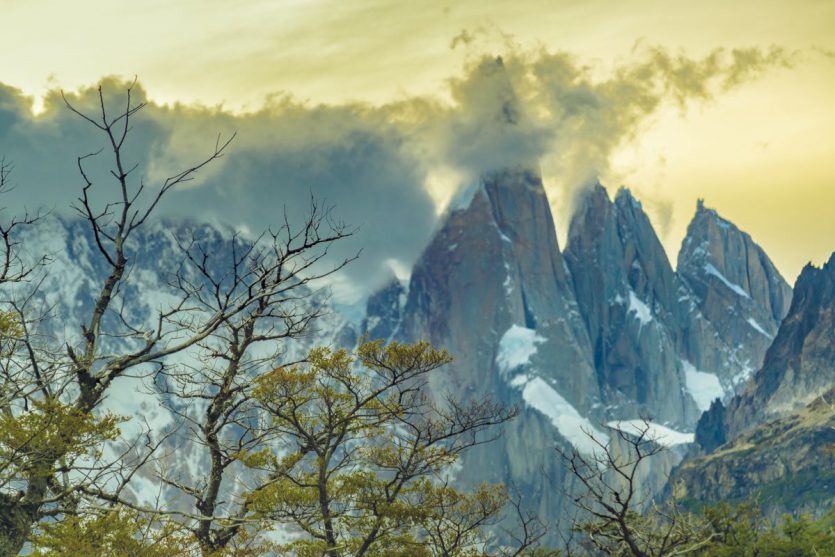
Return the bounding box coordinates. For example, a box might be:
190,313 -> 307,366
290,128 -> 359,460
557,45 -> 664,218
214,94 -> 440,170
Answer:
607,420 -> 694,447
681,359 -> 725,411
628,290 -> 653,327
510,375 -> 608,456
704,263 -> 750,299
495,324 -> 545,376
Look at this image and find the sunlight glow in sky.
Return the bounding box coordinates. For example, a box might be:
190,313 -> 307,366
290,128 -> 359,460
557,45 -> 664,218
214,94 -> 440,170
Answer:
2,0 -> 834,282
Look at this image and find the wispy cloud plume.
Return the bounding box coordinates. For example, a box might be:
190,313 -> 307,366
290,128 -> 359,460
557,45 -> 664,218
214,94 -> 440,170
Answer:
0,44 -> 793,301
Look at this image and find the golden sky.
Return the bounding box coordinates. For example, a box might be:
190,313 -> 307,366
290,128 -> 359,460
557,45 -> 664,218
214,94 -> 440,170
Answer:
2,0 -> 834,283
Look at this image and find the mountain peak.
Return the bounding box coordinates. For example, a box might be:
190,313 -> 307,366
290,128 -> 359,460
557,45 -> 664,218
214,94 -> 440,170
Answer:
692,248 -> 835,458
678,200 -> 791,322
590,181 -> 609,197
676,198 -> 793,392
565,183 -> 698,426
809,251 -> 835,274
614,186 -> 642,209
791,249 -> 835,300
467,55 -> 521,127
690,198 -> 735,231
575,181 -> 613,211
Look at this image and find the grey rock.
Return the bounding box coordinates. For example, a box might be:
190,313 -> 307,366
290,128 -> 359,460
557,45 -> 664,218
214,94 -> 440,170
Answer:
679,253 -> 835,518
565,185 -> 698,426
678,200 -> 792,390
396,165 -> 599,541
360,275 -> 407,342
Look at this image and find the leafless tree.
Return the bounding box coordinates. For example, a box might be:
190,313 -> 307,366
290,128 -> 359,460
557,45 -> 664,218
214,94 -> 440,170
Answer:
0,160 -> 45,287
0,80 -> 298,555
0,80 -> 548,557
147,202 -> 355,556
558,420 -> 714,557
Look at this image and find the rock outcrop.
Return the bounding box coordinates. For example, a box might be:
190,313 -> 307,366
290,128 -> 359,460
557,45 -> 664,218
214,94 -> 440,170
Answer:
397,166 -> 600,527
677,390 -> 835,519
360,275 -> 407,342
565,185 -> 699,426
369,179 -> 795,538
696,253 -> 835,445
678,200 -> 792,390
677,253 -> 835,517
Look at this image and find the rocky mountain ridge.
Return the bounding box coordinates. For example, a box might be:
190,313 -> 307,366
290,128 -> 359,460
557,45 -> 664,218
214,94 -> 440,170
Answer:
695,252 -> 835,450
360,168 -> 791,538
16,179 -> 797,541
675,254 -> 835,517
8,215 -> 354,508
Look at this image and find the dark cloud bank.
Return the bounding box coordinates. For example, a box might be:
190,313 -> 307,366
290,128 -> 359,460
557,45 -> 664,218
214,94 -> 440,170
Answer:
0,45 -> 791,303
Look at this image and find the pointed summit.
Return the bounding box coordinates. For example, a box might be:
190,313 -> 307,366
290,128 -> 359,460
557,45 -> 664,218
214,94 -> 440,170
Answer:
402,165 -> 594,400
361,275 -> 407,342
680,200 -> 790,321
395,164 -> 600,544
565,183 -> 698,425
462,55 -> 524,128
614,186 -> 643,209
677,200 -> 792,384
449,54 -> 544,175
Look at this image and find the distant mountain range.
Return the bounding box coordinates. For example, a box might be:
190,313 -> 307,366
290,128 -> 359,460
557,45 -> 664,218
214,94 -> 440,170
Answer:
355,162 -> 798,540
676,252 -> 835,519
15,162 -> 834,543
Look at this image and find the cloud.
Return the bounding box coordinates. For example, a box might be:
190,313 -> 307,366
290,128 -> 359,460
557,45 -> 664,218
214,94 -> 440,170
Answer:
0,44 -> 793,303
160,100 -> 436,299
386,42 -> 793,210
814,45 -> 835,60
458,44 -> 793,202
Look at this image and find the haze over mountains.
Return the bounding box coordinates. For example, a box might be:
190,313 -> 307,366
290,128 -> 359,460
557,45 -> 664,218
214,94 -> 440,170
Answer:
677,253 -> 835,519
22,151 -> 817,541
358,155 -> 798,532
16,134 -> 835,545
4,2 -> 835,551
10,57 -> 834,547
2,41 -> 830,306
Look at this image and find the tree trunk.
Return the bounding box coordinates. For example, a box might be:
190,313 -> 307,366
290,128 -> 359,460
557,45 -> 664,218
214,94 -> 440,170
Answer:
0,496 -> 37,557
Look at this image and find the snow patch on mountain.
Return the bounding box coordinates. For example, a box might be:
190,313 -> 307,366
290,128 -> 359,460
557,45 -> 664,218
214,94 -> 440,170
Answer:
681,359 -> 724,411
495,325 -> 545,376
627,290 -> 653,327
607,420 -> 694,447
704,263 -> 750,299
512,376 -> 607,456
747,317 -> 773,339
503,261 -> 514,296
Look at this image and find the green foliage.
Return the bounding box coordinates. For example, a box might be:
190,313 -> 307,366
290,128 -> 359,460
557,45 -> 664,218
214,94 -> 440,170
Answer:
0,397 -> 126,482
30,510 -> 195,557
697,503 -> 835,556
0,310 -> 23,342
245,340 -> 525,556
574,499 -> 835,557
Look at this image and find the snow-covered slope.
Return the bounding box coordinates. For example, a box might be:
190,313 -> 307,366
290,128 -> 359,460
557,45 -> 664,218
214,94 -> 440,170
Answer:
677,200 -> 792,389
10,215 -> 355,506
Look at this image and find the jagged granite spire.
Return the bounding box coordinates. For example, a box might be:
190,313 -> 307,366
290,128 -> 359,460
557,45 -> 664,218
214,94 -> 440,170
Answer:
565,185 -> 699,425
696,252 -> 835,448
678,200 -> 792,388
677,253 -> 835,517
395,165 -> 600,543
360,275 -> 407,342
679,200 -> 791,325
